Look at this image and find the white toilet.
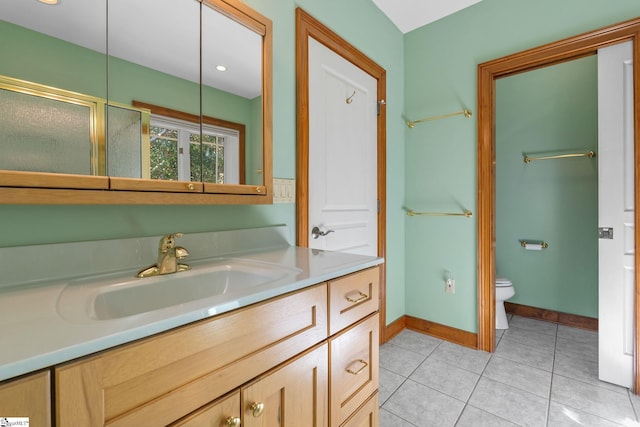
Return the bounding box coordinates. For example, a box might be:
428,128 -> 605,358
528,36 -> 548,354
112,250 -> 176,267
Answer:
495,276 -> 515,329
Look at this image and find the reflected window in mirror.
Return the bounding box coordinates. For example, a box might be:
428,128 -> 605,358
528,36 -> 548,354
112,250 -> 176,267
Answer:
148,116 -> 240,184
133,100 -> 245,185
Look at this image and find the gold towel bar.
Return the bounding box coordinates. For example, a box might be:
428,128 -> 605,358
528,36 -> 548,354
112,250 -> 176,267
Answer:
524,151 -> 596,164
406,109 -> 472,128
407,210 -> 473,218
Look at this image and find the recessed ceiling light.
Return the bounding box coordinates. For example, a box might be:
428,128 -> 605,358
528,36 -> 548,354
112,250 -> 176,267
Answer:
216,65 -> 227,72
38,0 -> 59,4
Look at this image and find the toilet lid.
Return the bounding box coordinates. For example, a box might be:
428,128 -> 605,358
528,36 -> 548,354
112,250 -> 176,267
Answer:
496,276 -> 512,287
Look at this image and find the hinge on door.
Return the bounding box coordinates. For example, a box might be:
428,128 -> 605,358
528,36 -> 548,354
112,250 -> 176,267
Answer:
377,99 -> 386,116
377,199 -> 380,214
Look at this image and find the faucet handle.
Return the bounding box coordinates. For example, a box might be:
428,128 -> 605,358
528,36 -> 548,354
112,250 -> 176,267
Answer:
159,232 -> 184,252
174,246 -> 190,259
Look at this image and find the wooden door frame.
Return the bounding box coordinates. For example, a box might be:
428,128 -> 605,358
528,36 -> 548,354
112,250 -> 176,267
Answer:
477,17 -> 640,390
295,8 -> 388,342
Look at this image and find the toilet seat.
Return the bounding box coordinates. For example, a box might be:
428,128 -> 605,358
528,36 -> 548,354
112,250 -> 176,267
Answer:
496,276 -> 512,287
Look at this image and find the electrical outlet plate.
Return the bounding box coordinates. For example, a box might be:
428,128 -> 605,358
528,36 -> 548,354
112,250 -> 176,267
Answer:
446,278 -> 455,294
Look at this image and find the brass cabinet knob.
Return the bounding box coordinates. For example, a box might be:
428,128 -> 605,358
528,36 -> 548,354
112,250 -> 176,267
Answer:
187,183 -> 195,190
256,186 -> 262,193
225,416 -> 241,427
250,402 -> 265,417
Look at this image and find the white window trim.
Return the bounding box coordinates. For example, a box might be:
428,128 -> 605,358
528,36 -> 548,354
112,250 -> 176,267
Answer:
150,114 -> 240,183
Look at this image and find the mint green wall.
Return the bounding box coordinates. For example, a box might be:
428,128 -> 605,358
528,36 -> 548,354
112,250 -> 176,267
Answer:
496,56 -> 598,318
0,1 -> 406,325
0,20 -> 106,98
404,0 -> 638,333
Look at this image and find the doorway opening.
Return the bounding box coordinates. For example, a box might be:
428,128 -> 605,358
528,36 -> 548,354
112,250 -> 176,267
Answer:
477,18 -> 640,390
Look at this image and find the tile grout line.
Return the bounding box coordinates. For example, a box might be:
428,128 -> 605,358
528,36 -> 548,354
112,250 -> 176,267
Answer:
544,322 -> 559,427
627,389 -> 640,422
452,347 -> 494,426
379,339 -> 445,426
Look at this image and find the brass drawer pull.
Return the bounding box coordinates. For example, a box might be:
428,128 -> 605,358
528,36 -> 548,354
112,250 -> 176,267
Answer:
250,402 -> 265,418
346,359 -> 368,375
225,417 -> 241,427
345,291 -> 368,304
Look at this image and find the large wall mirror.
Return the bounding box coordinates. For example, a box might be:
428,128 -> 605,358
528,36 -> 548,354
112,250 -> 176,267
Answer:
0,0 -> 272,204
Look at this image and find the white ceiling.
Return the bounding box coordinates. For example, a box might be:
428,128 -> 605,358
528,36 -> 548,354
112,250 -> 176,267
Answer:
371,0 -> 483,33
0,0 -> 262,100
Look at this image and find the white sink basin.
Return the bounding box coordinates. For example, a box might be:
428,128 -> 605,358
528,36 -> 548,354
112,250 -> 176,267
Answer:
57,258 -> 301,322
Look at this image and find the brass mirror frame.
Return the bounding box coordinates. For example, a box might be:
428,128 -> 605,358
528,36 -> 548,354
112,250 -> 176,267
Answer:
0,0 -> 272,205
477,17 -> 640,388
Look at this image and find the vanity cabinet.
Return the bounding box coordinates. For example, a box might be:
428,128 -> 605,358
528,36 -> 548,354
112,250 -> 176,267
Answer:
54,265 -> 380,427
56,283 -> 327,426
0,370 -> 51,427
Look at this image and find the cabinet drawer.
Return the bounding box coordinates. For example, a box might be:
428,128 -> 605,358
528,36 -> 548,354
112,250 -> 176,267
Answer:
329,313 -> 379,426
170,391 -> 240,427
0,370 -> 51,427
328,266 -> 379,335
56,283 -> 328,427
340,392 -> 379,427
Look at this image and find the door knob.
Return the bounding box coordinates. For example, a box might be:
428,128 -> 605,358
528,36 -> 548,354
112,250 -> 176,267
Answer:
311,226 -> 335,239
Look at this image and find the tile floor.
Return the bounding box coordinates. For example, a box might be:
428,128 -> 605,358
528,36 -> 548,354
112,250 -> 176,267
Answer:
379,315 -> 640,426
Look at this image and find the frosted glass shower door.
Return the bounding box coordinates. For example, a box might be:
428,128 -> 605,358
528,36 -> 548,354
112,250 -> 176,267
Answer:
0,87 -> 101,175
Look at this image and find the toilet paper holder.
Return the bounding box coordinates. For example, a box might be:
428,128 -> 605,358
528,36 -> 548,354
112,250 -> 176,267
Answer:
520,240 -> 549,250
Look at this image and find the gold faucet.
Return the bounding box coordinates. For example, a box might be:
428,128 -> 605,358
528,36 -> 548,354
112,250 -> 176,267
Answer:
137,233 -> 191,278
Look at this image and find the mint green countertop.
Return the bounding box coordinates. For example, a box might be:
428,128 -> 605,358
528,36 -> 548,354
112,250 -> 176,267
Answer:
0,226 -> 383,381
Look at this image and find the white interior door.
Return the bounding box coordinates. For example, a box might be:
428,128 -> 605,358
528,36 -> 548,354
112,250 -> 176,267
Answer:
598,40 -> 634,388
308,37 -> 378,256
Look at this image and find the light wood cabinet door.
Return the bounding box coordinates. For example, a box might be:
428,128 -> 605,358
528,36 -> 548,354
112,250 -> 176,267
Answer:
170,391 -> 240,427
340,393 -> 378,427
0,370 -> 51,427
242,344 -> 328,427
329,313 -> 379,426
328,267 -> 379,335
